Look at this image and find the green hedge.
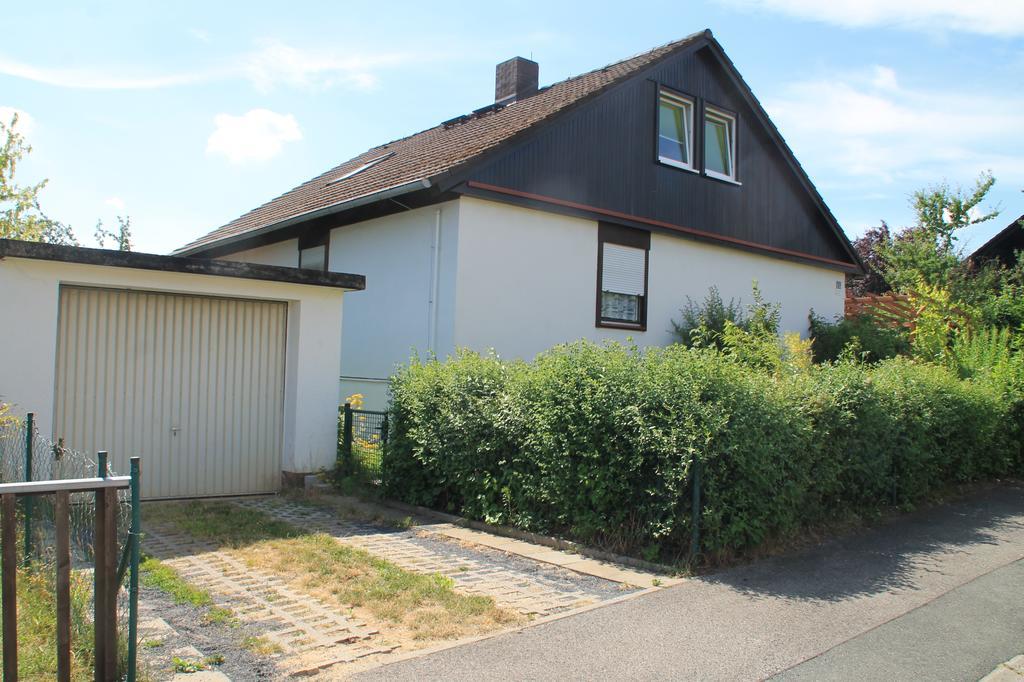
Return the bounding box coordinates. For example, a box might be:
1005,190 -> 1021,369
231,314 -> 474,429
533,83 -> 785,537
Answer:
382,343 -> 1023,562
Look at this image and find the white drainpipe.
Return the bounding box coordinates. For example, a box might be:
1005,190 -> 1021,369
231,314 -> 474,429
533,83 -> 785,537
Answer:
427,207 -> 442,353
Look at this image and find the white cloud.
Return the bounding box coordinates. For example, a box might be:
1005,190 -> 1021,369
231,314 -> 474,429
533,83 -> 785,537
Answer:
104,197 -> 126,212
0,41 -> 411,93
0,57 -> 213,89
870,66 -> 898,91
206,109 -> 302,164
188,28 -> 212,44
720,0 -> 1024,36
765,66 -> 1024,185
0,106 -> 34,136
239,40 -> 406,93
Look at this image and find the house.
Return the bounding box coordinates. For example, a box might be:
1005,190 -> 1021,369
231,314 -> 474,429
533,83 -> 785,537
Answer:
0,239 -> 364,497
969,214 -> 1024,268
177,30 -> 863,409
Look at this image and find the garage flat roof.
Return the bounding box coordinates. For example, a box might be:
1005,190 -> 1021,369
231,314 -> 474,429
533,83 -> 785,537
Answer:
0,239 -> 365,291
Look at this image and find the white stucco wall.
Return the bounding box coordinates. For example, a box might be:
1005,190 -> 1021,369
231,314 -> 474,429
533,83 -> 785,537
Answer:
328,201 -> 459,408
454,196 -> 845,360
0,255 -> 345,473
217,239 -> 299,267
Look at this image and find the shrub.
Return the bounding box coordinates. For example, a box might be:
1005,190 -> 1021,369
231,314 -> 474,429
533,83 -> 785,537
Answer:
671,287 -> 746,348
671,284 -> 779,349
382,342 -> 1023,563
808,313 -> 910,364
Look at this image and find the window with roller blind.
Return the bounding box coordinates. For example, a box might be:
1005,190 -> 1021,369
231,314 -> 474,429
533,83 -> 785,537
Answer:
596,223 -> 650,330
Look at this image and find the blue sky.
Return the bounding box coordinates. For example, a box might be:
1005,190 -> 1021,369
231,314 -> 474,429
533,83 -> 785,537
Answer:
2,0 -> 1022,254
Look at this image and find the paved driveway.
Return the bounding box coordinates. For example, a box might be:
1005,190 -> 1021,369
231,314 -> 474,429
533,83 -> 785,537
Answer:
359,482 -> 1024,681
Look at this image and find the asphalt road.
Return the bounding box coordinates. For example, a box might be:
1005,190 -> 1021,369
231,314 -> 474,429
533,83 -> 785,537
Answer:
358,482 -> 1024,681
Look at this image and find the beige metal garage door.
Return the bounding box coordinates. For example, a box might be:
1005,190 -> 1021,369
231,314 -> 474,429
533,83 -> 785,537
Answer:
53,286 -> 288,498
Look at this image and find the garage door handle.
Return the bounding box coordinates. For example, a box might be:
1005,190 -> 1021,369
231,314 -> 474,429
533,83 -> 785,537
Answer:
171,426 -> 180,436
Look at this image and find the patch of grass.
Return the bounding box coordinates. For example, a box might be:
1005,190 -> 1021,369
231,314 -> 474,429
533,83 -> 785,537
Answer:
242,635 -> 283,656
144,501 -> 298,548
201,607 -> 236,626
141,638 -> 163,649
204,654 -> 225,667
140,557 -> 212,607
171,656 -> 206,673
140,556 -> 245,631
241,533 -> 524,640
6,567 -> 95,680
157,501 -> 523,642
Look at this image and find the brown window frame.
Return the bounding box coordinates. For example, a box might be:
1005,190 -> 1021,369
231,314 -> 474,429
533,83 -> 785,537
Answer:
596,222 -> 650,331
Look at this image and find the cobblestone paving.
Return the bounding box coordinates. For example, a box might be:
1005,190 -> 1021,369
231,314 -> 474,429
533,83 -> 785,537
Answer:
234,497 -> 634,617
144,526 -> 396,676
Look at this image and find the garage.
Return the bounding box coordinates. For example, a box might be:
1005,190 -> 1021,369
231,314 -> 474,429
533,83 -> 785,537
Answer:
0,239 -> 364,497
53,286 -> 288,498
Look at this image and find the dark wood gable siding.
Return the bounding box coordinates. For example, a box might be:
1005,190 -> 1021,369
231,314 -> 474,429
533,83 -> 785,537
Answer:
464,45 -> 851,265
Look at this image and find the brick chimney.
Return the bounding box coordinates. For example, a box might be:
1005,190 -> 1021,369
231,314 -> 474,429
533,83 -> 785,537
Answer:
495,57 -> 539,104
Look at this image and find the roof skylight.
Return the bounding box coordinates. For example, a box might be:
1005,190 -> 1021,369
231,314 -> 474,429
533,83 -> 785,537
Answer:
326,152 -> 394,186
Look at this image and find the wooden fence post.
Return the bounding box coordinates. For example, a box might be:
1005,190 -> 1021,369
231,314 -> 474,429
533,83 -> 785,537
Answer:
93,470 -> 119,682
55,491 -> 71,682
102,488 -> 117,680
2,494 -> 17,682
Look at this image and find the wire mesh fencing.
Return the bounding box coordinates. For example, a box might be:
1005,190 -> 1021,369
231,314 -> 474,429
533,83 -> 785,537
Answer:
338,403 -> 387,485
0,411 -> 140,680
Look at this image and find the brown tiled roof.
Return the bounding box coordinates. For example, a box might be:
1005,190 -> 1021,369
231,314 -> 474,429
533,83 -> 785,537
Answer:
176,31 -> 708,255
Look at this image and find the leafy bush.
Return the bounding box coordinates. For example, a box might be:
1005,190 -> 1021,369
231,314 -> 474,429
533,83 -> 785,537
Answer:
671,287 -> 745,348
950,326 -> 1014,380
671,284 -> 779,349
808,313 -> 910,364
382,342 -> 1023,563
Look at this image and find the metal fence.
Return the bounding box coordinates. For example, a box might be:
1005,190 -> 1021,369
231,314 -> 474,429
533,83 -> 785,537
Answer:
338,404 -> 388,484
0,411 -> 141,680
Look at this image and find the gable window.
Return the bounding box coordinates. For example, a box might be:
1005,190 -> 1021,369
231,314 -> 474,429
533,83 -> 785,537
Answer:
298,232 -> 329,271
657,89 -> 695,170
703,106 -> 737,182
597,223 -> 650,329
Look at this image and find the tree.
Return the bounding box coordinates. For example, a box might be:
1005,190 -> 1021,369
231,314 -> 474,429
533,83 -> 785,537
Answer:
880,172 -> 998,292
847,222 -> 892,296
0,114 -> 80,244
94,215 -> 132,251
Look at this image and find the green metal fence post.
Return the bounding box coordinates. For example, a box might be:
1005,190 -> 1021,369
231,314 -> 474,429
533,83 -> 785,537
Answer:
23,412 -> 34,565
890,449 -> 899,506
127,457 -> 141,682
689,456 -> 702,564
342,403 -> 354,473
380,414 -> 389,447
97,451 -> 108,478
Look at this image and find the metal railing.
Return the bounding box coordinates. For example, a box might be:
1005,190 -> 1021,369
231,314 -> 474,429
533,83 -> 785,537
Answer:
338,403 -> 388,483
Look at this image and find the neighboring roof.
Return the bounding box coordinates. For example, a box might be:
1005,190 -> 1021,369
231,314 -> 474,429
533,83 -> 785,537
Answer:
175,30 -> 708,255
969,214 -> 1024,267
0,239 -> 365,290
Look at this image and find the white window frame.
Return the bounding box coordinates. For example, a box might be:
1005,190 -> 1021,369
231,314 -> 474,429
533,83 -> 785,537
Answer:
657,89 -> 696,172
703,106 -> 738,183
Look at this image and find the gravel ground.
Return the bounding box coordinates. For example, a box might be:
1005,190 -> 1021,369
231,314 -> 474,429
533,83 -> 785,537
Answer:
137,585 -> 280,681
